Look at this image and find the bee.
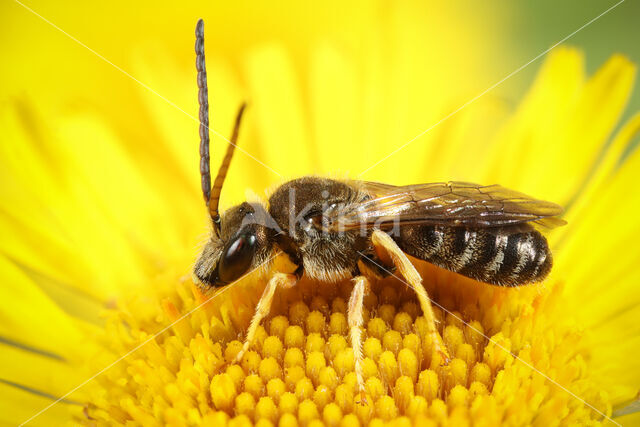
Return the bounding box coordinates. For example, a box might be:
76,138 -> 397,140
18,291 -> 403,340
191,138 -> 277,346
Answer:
192,20 -> 565,393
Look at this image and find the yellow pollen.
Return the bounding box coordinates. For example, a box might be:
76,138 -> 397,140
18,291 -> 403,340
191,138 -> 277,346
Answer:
83,266 -> 613,425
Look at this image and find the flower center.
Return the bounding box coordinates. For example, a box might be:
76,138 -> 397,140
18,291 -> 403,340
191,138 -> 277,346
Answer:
83,261 -> 610,425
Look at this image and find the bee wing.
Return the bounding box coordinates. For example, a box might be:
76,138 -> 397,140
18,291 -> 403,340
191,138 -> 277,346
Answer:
326,181 -> 566,231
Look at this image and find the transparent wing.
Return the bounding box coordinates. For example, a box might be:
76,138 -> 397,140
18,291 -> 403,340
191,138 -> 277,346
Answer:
326,181 -> 566,231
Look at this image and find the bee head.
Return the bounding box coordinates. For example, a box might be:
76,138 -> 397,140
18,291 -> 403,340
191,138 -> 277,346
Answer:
194,20 -> 273,288
194,202 -> 276,288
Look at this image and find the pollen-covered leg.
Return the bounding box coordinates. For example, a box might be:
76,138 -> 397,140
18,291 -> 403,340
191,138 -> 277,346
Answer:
348,275 -> 369,396
235,272 -> 297,362
371,230 -> 450,364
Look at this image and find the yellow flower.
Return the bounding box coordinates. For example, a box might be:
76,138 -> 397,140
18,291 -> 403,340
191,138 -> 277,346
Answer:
2,1 -> 640,426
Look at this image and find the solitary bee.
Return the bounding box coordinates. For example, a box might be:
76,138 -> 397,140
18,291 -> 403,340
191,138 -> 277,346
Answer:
192,20 -> 565,392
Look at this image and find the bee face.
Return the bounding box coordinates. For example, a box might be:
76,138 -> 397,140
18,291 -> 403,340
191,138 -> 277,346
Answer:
194,202 -> 276,288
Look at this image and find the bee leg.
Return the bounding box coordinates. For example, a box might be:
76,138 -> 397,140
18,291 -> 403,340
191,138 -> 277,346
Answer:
371,230 -> 450,365
235,272 -> 297,363
348,275 -> 369,400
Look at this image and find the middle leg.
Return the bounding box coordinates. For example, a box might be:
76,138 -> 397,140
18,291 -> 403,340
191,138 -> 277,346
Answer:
347,275 -> 369,395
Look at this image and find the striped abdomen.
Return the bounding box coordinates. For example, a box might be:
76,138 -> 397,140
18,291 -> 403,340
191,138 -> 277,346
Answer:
396,224 -> 552,286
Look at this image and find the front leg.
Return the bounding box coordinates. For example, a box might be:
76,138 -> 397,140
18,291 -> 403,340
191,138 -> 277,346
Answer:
370,230 -> 450,364
235,272 -> 297,362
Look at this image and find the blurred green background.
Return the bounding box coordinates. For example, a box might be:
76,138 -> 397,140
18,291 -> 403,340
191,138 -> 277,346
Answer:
497,0 -> 640,154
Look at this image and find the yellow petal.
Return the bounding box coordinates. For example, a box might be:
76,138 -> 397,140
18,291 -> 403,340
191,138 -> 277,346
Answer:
484,50 -> 636,205
0,256 -> 88,357
0,381 -> 82,427
309,43 -> 362,174
244,44 -> 314,181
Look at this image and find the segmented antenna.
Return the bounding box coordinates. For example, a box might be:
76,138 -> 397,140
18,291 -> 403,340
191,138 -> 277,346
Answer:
195,19 -> 211,205
208,103 -> 247,226
196,19 -> 247,233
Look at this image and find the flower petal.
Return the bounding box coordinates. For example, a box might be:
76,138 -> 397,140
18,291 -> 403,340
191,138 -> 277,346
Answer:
0,381 -> 81,427
484,50 -> 636,205
555,144 -> 640,405
244,44 -> 314,181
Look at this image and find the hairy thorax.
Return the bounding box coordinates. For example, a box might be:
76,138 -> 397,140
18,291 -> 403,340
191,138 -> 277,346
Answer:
268,177 -> 371,282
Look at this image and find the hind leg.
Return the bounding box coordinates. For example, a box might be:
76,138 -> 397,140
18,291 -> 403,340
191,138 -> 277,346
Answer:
235,272 -> 297,362
371,230 -> 450,364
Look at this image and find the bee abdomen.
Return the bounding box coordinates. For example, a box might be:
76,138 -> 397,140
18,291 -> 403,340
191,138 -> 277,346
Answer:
397,225 -> 552,286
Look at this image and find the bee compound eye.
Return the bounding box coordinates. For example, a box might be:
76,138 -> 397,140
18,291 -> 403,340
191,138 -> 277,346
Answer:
218,232 -> 257,284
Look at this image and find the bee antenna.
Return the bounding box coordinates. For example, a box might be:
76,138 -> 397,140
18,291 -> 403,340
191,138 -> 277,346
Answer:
196,19 -> 246,234
209,103 -> 247,228
196,19 -> 211,205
